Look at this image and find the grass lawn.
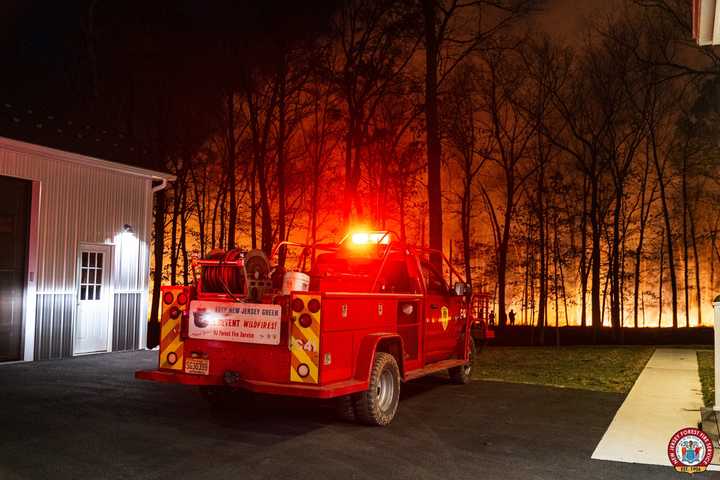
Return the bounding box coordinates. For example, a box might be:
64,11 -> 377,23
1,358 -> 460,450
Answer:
473,346 -> 655,394
697,350 -> 714,407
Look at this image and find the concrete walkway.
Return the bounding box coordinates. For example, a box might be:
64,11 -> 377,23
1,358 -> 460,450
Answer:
592,348 -> 704,467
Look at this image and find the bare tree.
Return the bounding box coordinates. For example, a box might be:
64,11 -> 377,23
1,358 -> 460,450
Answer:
444,64 -> 489,288
477,46 -> 538,328
421,0 -> 535,268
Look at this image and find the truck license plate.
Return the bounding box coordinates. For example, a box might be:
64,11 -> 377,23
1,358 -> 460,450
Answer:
184,358 -> 209,375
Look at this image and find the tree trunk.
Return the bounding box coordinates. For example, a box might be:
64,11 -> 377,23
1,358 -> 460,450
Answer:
610,186 -> 622,339
523,217 -> 531,327
149,188 -> 166,348
690,207 -> 702,325
276,63 -> 288,267
659,226 -> 665,327
423,0 -> 443,269
170,179 -> 181,285
210,177 -> 220,250
590,172 -> 602,342
633,154 -> 651,329
257,154 -> 273,255
651,133 -> 678,328
246,87 -> 275,255
579,178 -> 589,328
398,180 -> 407,242
180,189 -> 189,286
537,163 -> 547,341
226,92 -> 237,250
343,118 -> 354,226
461,176 -> 473,288
190,163 -> 206,257
553,211 -> 560,347
219,185 -> 226,250
682,153 -> 689,327
497,174 -> 515,329
250,161 -> 257,249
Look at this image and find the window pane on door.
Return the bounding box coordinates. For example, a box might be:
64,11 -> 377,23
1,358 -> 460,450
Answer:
79,250 -> 104,302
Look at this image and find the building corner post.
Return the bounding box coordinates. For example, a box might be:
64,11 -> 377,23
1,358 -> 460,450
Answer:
713,297 -> 720,411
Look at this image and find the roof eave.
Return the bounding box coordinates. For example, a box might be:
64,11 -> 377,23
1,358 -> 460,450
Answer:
0,136 -> 176,182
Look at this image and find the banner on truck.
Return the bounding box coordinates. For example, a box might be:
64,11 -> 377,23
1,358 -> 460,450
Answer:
188,300 -> 282,345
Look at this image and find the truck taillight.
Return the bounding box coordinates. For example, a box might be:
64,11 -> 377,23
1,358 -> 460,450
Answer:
177,292 -> 188,305
163,292 -> 174,305
169,306 -> 181,319
292,298 -> 304,312
307,298 -> 320,314
299,313 -> 312,328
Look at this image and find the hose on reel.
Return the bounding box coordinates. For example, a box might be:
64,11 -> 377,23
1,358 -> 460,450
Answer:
201,249 -> 246,296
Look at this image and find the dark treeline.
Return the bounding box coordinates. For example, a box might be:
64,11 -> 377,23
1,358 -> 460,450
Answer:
3,0 -> 720,340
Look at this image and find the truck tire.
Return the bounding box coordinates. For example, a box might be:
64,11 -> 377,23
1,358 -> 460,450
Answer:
449,339 -> 476,384
353,352 -> 400,426
335,395 -> 357,422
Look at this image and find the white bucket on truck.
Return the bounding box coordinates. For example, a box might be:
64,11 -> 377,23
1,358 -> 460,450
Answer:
282,272 -> 310,294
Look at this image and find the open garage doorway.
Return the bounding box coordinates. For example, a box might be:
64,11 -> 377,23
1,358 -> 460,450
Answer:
0,175 -> 31,362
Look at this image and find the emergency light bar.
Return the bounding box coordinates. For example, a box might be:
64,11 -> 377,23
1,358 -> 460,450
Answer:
350,231 -> 392,245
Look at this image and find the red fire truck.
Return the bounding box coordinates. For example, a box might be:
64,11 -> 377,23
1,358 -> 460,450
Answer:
136,231 -> 492,426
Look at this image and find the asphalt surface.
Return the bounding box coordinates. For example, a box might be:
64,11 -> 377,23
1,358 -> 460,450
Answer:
0,351 -> 705,479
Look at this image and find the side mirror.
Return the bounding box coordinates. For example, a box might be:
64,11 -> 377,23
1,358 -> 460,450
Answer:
453,282 -> 470,296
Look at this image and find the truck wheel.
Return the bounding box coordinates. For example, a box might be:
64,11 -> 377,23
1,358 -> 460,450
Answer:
335,395 -> 356,422
353,352 -> 400,426
449,340 -> 476,384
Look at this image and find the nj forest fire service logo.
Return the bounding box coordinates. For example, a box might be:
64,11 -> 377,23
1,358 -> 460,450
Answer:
667,428 -> 714,473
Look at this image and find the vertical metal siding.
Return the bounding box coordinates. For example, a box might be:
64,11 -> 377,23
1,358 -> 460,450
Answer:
34,293 -> 73,360
0,145 -> 153,359
112,292 -> 142,351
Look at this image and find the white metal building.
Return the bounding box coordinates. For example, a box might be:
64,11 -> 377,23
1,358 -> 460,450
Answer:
0,136 -> 173,362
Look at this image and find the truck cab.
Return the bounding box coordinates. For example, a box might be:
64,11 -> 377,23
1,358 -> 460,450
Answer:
136,231 -> 482,426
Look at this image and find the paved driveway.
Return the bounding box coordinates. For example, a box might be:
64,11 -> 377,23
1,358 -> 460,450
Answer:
0,351 -> 683,479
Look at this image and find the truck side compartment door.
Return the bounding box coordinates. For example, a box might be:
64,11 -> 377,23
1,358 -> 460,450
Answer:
375,255 -> 423,372
447,292 -> 467,358
420,261 -> 453,364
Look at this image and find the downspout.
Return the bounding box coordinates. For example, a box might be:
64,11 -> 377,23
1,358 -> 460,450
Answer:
152,177 -> 169,192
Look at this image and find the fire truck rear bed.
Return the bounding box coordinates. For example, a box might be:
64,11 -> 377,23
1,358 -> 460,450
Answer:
136,290 -> 469,398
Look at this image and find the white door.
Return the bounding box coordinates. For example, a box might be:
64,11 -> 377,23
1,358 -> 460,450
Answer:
74,245 -> 112,354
